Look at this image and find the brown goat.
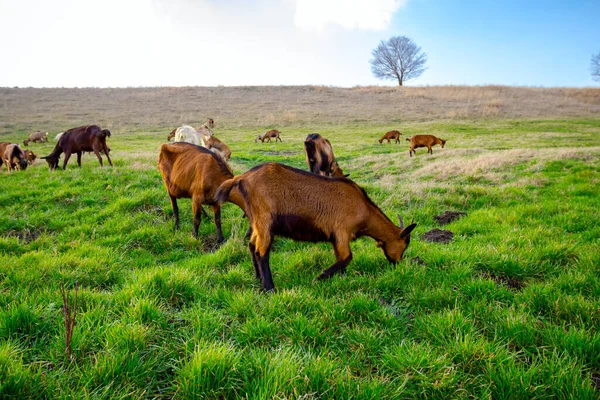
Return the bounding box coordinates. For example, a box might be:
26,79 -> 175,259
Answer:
23,131 -> 48,146
255,129 -> 282,143
406,135 -> 446,157
216,162 -> 416,291
202,135 -> 232,161
23,150 -> 37,164
42,125 -> 112,170
167,128 -> 177,142
379,130 -> 402,144
304,133 -> 346,177
158,142 -> 246,243
1,142 -> 28,172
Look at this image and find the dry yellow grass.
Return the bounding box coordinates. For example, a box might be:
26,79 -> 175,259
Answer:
1,86 -> 599,134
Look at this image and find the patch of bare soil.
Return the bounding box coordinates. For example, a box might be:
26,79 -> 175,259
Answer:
199,233 -> 222,253
410,257 -> 427,265
434,211 -> 467,225
423,229 -> 454,244
4,228 -> 45,243
592,372 -> 600,392
481,272 -> 525,291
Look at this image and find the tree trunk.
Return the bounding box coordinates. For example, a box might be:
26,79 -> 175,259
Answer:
398,77 -> 403,86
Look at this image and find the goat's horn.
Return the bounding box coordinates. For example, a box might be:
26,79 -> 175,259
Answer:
398,214 -> 404,229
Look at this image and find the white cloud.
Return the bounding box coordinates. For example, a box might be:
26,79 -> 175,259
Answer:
293,0 -> 406,32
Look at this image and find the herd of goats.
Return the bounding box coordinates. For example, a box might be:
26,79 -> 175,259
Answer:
1,120 -> 447,291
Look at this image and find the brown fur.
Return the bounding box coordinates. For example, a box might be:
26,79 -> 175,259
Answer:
304,133 -> 346,177
1,142 -> 28,172
216,162 -> 416,291
158,142 -> 246,243
379,130 -> 402,144
203,135 -> 231,161
41,125 -> 112,169
23,131 -> 48,146
255,129 -> 282,143
406,134 -> 446,157
23,150 -> 37,164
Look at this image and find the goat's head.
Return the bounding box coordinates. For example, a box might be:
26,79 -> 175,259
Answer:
24,150 -> 37,164
41,154 -> 60,170
440,139 -> 446,148
17,157 -> 29,170
377,215 -> 416,264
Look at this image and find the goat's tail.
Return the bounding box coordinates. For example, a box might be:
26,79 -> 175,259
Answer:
216,177 -> 238,205
405,138 -> 410,141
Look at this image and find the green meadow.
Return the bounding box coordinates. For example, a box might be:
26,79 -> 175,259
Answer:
1,115 -> 600,398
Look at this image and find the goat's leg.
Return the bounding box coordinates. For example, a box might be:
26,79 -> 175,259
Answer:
212,204 -> 225,243
169,195 -> 180,230
254,231 -> 275,291
93,149 -> 104,167
191,195 -> 205,238
409,147 -> 414,157
428,146 -> 432,155
248,240 -> 261,280
103,145 -> 113,166
317,241 -> 353,280
76,152 -> 82,167
277,136 -> 282,142
200,206 -> 209,219
63,151 -> 72,169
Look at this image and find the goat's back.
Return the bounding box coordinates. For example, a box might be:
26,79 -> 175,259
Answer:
159,142 -> 233,199
408,134 -> 438,144
174,125 -> 201,145
231,163 -> 368,225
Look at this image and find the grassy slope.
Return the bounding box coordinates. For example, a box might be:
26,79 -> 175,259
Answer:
1,102 -> 600,398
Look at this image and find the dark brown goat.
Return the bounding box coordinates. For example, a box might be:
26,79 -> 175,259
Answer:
255,129 -> 282,143
42,125 -> 112,169
1,142 -> 28,172
406,135 -> 446,157
158,142 -> 246,243
23,131 -> 48,146
216,163 -> 416,291
304,133 -> 346,177
379,130 -> 402,144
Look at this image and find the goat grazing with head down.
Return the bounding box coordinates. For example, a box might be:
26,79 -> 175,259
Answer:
23,131 -> 48,146
42,125 -> 112,169
379,130 -> 402,144
0,142 -> 29,172
255,129 -> 282,143
216,162 -> 416,291
23,150 -> 37,164
158,142 -> 246,243
406,135 -> 446,157
202,134 -> 232,161
304,133 -> 346,177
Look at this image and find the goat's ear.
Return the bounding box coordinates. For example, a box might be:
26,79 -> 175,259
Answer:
400,223 -> 417,239
344,174 -> 350,178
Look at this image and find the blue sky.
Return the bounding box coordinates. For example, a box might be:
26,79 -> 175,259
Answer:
0,0 -> 598,87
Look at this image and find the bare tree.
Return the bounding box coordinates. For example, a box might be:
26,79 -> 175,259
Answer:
370,36 -> 427,86
592,52 -> 600,81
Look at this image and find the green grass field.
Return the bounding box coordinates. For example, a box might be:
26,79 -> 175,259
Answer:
1,117 -> 600,398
